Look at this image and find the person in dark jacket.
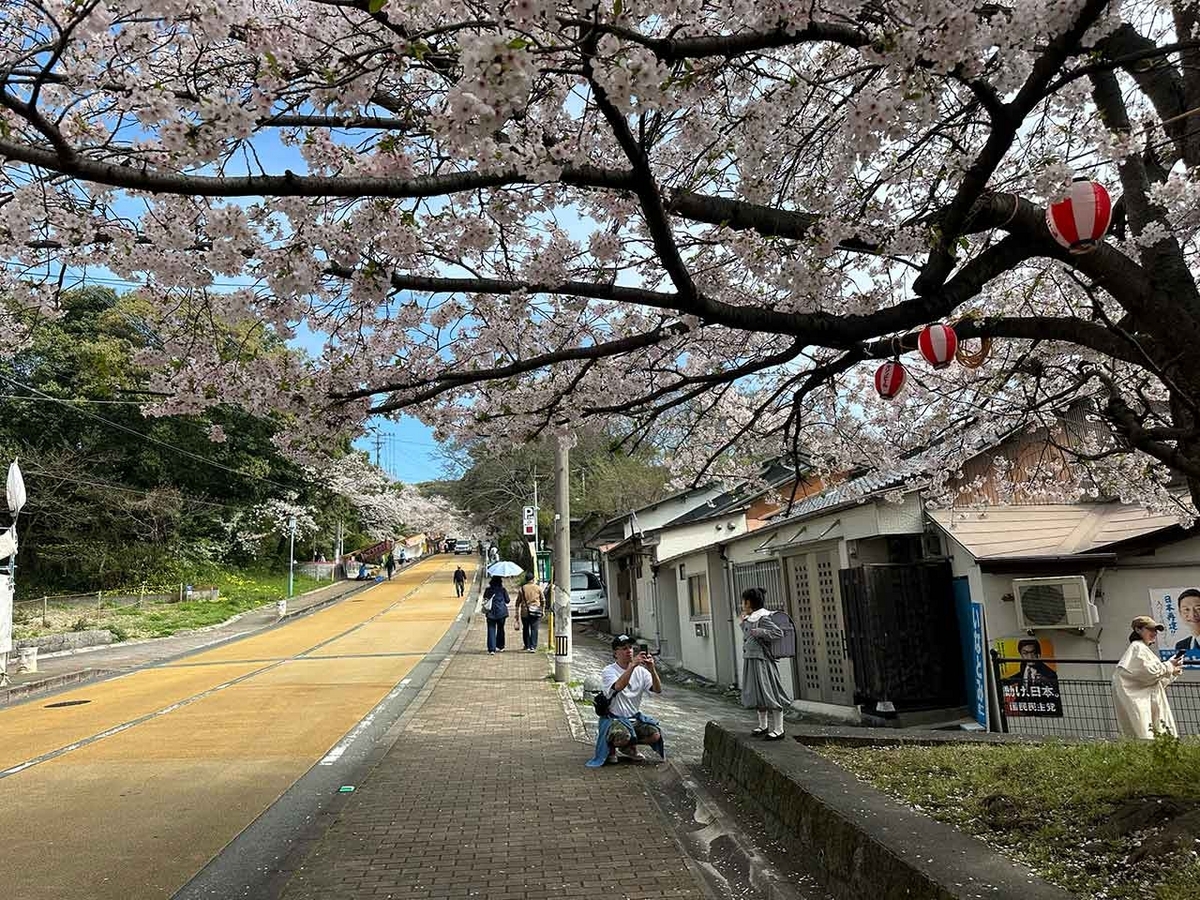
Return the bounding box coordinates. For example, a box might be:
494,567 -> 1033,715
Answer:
453,566 -> 467,597
483,575 -> 509,654
385,550 -> 396,580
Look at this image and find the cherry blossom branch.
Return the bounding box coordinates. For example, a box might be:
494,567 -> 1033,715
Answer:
352,321 -> 691,411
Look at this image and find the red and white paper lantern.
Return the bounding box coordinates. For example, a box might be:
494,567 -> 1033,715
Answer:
1046,179 -> 1112,255
874,360 -> 907,399
918,323 -> 958,369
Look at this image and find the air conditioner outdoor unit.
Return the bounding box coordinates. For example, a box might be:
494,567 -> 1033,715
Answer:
694,621 -> 710,638
1013,576 -> 1098,629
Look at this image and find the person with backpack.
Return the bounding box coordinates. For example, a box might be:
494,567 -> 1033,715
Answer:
740,587 -> 791,741
453,566 -> 467,597
482,575 -> 510,654
514,574 -> 544,652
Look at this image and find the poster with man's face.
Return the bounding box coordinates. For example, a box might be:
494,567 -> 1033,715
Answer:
1149,587 -> 1200,665
993,637 -> 1063,717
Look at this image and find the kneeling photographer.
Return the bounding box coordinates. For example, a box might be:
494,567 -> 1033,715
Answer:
586,634 -> 665,767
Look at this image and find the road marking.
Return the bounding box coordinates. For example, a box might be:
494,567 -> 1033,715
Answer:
0,563 -> 464,780
318,677 -> 413,766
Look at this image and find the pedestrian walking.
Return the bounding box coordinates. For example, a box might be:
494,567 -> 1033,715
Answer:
514,574 -> 544,652
740,587 -> 790,741
385,550 -> 396,580
482,575 -> 509,655
1114,615 -> 1184,739
453,565 -> 467,597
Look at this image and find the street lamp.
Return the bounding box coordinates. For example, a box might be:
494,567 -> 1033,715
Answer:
0,459 -> 25,686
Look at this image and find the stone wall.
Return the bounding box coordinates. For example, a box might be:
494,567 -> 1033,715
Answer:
16,630 -> 113,654
702,721 -> 1073,900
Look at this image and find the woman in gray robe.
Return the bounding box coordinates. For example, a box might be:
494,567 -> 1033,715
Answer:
740,587 -> 791,740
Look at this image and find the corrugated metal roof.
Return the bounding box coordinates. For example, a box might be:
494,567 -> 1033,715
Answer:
930,499 -> 1188,560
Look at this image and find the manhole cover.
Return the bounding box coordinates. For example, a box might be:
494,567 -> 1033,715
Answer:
44,699 -> 91,708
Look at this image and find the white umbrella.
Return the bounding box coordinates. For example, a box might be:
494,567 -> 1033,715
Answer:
486,561 -> 524,577
6,459 -> 24,516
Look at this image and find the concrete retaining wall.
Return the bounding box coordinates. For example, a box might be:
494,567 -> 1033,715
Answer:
702,721 -> 1074,900
16,630 -> 113,654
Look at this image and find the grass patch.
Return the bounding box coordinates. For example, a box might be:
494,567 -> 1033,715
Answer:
14,570 -> 324,641
817,735 -> 1200,899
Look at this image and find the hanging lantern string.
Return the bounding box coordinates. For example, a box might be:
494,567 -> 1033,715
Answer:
952,311 -> 992,369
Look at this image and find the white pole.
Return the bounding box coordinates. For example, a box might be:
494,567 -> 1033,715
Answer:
288,515 -> 297,599
553,433 -> 572,683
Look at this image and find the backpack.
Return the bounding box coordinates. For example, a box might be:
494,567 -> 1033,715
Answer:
765,610 -> 796,659
592,690 -> 611,717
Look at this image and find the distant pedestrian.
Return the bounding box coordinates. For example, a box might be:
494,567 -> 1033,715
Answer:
514,574 -> 544,652
385,550 -> 396,581
740,588 -> 790,741
1114,615 -> 1183,739
453,566 -> 467,597
482,575 -> 509,655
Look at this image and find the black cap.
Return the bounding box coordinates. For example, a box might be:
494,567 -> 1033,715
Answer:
612,634 -> 636,650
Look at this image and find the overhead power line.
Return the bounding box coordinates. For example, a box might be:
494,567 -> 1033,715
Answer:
0,373 -> 298,492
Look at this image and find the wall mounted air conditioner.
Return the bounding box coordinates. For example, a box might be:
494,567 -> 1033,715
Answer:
1013,576 -> 1098,629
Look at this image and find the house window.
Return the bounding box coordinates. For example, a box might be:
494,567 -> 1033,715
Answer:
688,574 -> 710,619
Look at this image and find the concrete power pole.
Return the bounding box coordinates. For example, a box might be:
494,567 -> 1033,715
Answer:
552,434 -> 572,683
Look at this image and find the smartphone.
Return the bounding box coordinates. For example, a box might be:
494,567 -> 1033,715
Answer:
1174,650 -> 1187,661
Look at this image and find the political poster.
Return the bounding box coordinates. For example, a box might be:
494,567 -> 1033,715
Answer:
994,636 -> 1063,717
1149,587 -> 1200,666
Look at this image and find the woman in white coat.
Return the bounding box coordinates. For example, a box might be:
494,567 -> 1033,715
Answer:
1113,615 -> 1184,739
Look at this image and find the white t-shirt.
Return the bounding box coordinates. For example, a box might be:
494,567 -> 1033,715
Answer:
602,662 -> 654,719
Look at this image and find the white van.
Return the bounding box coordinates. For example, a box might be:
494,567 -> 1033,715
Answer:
569,571 -> 608,620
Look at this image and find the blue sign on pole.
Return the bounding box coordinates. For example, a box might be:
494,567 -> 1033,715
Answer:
970,602 -> 987,728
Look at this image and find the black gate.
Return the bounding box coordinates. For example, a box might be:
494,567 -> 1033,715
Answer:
840,561 -> 966,711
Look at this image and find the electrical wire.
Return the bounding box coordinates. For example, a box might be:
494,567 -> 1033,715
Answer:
0,373 -> 299,491
23,467 -> 247,512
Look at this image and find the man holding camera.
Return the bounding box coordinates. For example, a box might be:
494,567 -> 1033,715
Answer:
586,634 -> 665,766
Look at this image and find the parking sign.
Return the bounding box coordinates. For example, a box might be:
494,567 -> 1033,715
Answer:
522,506 -> 536,537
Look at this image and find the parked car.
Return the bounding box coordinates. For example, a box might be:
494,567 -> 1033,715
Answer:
454,539 -> 472,554
569,571 -> 607,620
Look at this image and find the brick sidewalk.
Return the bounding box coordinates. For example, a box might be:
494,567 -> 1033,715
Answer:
279,618 -> 708,900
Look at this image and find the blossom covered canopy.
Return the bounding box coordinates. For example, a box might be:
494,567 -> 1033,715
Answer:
1,0 -> 1199,517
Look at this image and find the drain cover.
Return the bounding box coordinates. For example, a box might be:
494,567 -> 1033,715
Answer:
44,699 -> 91,708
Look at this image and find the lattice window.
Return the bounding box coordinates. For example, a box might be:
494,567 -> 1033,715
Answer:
791,556 -> 821,692
730,560 -> 786,611
817,552 -> 848,696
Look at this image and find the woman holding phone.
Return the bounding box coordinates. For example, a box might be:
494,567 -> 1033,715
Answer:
1113,615 -> 1184,739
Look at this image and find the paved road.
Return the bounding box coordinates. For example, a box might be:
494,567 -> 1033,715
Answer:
0,556 -> 477,900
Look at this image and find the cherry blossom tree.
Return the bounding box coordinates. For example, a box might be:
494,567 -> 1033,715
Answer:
2,0 -> 1200,517
323,453 -> 468,537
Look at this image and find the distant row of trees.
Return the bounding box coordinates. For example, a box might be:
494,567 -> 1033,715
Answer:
0,287 -> 442,593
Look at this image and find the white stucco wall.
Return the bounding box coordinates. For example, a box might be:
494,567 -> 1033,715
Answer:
950,532 -> 1200,678
657,515 -> 746,562
673,550 -> 718,681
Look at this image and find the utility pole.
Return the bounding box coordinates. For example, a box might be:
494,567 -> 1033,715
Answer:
372,430 -> 384,468
553,433 -> 572,683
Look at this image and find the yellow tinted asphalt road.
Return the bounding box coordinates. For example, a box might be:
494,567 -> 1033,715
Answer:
0,556 -> 474,900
